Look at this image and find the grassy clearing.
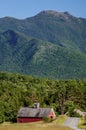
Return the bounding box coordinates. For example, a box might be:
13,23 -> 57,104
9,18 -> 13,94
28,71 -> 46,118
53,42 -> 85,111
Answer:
78,117 -> 86,129
0,116 -> 72,130
0,126 -> 72,130
56,115 -> 67,125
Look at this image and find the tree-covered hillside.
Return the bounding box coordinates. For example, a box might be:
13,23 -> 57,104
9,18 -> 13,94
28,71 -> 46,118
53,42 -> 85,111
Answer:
0,72 -> 86,123
0,30 -> 86,79
0,10 -> 86,79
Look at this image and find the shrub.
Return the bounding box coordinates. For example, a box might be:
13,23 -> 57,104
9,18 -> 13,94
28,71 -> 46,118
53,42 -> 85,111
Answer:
0,112 -> 5,124
43,117 -> 54,122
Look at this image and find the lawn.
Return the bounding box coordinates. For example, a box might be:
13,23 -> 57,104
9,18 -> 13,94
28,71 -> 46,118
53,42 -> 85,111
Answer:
0,116 -> 72,130
56,115 -> 67,125
0,125 -> 72,130
0,123 -> 72,130
78,117 -> 86,129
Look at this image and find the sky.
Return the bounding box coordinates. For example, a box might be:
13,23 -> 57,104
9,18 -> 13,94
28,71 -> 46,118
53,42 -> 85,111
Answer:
0,0 -> 86,19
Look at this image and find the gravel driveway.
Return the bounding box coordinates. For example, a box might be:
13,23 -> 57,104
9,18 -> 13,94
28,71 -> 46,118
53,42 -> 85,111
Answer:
63,117 -> 82,130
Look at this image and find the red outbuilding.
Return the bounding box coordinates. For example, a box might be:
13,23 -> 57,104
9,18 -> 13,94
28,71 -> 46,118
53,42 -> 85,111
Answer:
17,103 -> 56,123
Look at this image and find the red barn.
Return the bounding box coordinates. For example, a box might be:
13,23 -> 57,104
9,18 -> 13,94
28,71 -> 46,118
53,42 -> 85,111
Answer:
17,103 -> 56,123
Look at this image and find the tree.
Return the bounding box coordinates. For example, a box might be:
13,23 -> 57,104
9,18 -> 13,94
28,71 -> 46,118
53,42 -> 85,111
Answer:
65,100 -> 75,116
0,101 -> 5,123
55,80 -> 67,115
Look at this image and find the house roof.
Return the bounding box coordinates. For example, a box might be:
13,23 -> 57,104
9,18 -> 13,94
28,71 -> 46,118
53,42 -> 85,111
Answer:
18,107 -> 53,118
83,112 -> 86,116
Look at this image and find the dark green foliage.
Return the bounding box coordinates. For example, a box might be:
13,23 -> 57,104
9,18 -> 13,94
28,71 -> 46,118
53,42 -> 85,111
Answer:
43,117 -> 54,122
0,72 -> 86,122
70,111 -> 80,117
0,101 -> 5,123
65,101 -> 76,117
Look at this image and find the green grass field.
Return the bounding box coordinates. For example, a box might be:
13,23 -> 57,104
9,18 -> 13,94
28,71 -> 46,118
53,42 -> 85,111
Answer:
0,122 -> 72,130
0,126 -> 72,130
78,117 -> 86,129
0,116 -> 72,130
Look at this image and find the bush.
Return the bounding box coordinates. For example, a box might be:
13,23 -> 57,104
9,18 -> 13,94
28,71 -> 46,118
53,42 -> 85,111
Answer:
43,117 -> 54,122
0,112 -> 5,124
71,111 -> 81,117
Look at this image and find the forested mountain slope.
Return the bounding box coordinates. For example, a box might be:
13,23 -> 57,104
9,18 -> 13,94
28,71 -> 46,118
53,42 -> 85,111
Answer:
0,10 -> 86,79
0,30 -> 86,79
0,10 -> 86,53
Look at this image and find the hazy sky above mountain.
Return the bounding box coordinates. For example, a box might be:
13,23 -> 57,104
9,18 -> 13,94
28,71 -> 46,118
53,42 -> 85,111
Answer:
0,0 -> 86,19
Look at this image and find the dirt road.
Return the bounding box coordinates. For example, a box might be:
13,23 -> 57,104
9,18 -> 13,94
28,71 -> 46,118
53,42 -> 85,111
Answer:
63,117 -> 82,130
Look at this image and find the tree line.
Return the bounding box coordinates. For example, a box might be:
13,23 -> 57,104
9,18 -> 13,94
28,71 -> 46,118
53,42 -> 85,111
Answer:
0,72 -> 86,123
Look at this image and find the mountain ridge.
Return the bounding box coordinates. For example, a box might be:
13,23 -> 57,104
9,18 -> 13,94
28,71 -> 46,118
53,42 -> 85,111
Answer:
27,11 -> 86,54
0,10 -> 84,20
0,10 -> 86,79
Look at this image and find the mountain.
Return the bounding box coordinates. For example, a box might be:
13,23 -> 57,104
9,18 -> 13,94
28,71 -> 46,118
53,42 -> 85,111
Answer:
0,10 -> 86,79
0,10 -> 86,53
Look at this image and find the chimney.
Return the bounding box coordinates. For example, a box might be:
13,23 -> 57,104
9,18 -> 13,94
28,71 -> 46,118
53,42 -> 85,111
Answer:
34,102 -> 39,108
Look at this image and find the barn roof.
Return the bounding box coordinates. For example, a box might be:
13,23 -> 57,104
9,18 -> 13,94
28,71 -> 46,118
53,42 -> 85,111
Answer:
18,107 -> 53,118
